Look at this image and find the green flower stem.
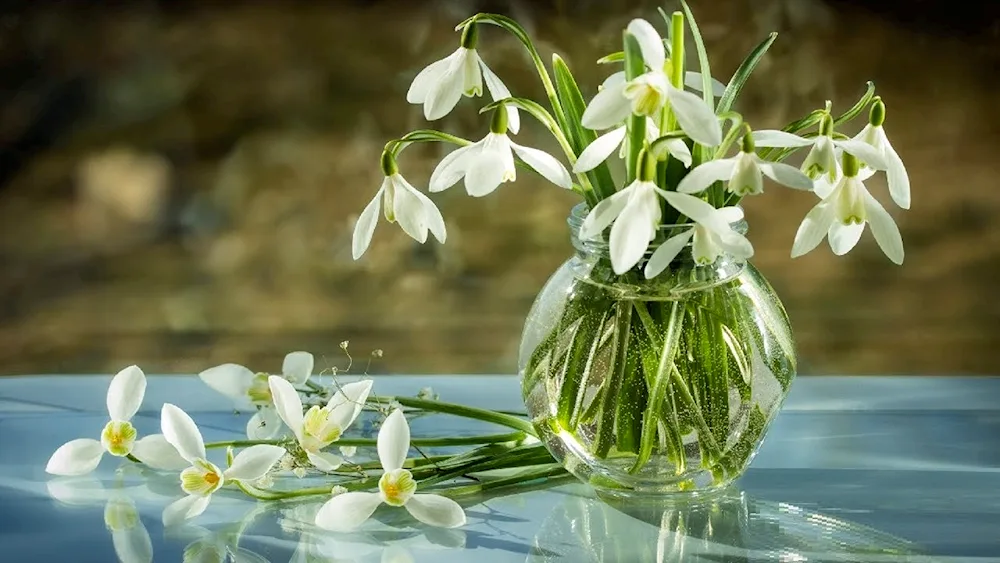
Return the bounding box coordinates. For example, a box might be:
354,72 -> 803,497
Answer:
374,395 -> 538,437
337,431 -> 526,448
433,464 -> 570,498
206,439 -> 284,449
623,33 -> 646,185
417,445 -> 555,488
669,356 -> 722,459
594,301 -> 633,458
235,481 -> 349,501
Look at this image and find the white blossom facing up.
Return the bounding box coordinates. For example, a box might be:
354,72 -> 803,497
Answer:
644,192 -> 754,278
406,46 -> 520,132
581,19 -> 722,147
429,132 -> 571,197
160,403 -> 285,527
352,173 -> 447,260
314,409 -> 466,531
677,150 -> 813,196
198,351 -> 315,440
268,376 -> 373,472
46,366 -> 185,476
579,178 -> 664,275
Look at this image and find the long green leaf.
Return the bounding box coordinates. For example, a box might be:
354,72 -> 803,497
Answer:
552,55 -> 617,200
716,32 -> 777,115
676,1 -> 714,109
388,129 -> 472,156
833,80 -> 876,126
623,32 -> 646,184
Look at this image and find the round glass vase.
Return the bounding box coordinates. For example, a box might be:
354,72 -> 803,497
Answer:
518,204 -> 797,498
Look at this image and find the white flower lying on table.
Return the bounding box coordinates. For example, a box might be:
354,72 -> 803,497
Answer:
198,351 -> 315,440
46,365 -> 186,476
268,376 -> 373,472
160,403 -> 285,526
315,409 -> 467,531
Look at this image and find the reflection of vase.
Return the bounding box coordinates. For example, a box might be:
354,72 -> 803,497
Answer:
529,488 -> 928,563
519,205 -> 796,497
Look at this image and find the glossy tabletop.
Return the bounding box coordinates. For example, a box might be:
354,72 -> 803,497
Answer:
1,375 -> 999,562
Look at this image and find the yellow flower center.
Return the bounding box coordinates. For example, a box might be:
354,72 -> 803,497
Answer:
378,469 -> 417,507
101,420 -> 137,457
180,459 -> 225,496
301,406 -> 342,452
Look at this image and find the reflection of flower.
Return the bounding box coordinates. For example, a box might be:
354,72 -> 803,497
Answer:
199,351 -> 315,440
46,477 -> 152,563
46,366 -> 185,476
314,410 -> 466,531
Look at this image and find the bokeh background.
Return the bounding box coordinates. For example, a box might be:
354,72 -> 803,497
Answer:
1,0 -> 998,376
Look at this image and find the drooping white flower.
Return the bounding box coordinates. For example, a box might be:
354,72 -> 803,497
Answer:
46,366 -> 185,476
160,403 -> 285,526
268,376 -> 373,472
644,192 -> 754,278
853,123 -> 909,209
677,149 -> 813,196
751,129 -> 888,183
790,158 -> 904,264
574,117 -> 691,174
429,132 -> 572,197
352,173 -> 447,260
579,177 -> 664,275
581,20 -> 722,147
405,41 -> 520,132
314,409 -> 466,531
198,351 -> 314,441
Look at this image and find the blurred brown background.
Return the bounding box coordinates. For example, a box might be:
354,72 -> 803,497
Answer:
1,0 -> 998,376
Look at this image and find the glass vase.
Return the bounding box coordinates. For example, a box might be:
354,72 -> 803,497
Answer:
518,204 -> 797,497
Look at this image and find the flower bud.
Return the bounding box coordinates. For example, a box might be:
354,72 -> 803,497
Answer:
818,114 -> 834,137
379,150 -> 398,177
740,124 -> 755,153
489,104 -> 509,135
637,148 -> 657,182
841,151 -> 860,178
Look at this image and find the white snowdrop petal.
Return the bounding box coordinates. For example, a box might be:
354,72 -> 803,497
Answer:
677,159 -> 736,194
107,365 -> 146,422
406,51 -> 457,104
463,150 -> 507,197
110,517 -> 153,563
511,142 -> 572,189
132,434 -> 189,471
884,140 -> 911,209
429,145 -> 474,193
626,19 -> 666,70
684,72 -> 726,97
828,222 -> 865,256
391,176 -> 430,243
758,161 -> 815,191
197,363 -> 255,407
327,379 -> 375,430
307,451 -> 345,472
751,130 -> 813,148
609,195 -> 655,275
791,201 -> 836,258
224,445 -> 286,481
579,188 -> 630,241
667,86 -> 722,146
268,376 -> 305,439
404,494 -> 467,528
315,492 -> 383,532
424,60 -> 465,121
246,408 -> 284,441
377,409 -> 410,473
581,82 -> 631,130
574,127 -> 626,173
644,230 -> 694,279
160,403 -> 206,463
480,61 -> 520,135
282,352 -> 314,385
837,139 -> 888,170
46,439 -> 104,476
863,189 -> 905,265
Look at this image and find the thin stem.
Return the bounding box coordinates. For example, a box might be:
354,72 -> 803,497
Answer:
337,431 -> 525,448
432,464 -> 570,498
206,439 -> 284,449
235,481 -> 342,501
374,396 -> 538,436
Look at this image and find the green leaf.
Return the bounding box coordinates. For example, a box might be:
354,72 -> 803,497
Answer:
552,54 -> 616,200
481,97 -> 562,136
716,32 -> 778,115
597,51 -> 625,65
833,81 -> 876,126
624,32 -> 647,185
678,0 -> 714,109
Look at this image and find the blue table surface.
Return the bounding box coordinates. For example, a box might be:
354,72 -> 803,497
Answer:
2,375 -> 999,562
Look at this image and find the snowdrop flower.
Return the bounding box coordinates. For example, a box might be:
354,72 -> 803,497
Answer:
574,117 -> 691,174
160,403 -> 285,526
429,106 -> 571,197
268,376 -> 373,472
752,115 -> 888,183
854,97 -> 909,209
198,351 -> 315,440
405,23 -> 519,132
46,366 -> 185,476
315,409 -> 466,531
581,19 -> 722,147
352,153 -> 447,260
579,151 -> 664,275
677,129 -> 813,196
791,152 -> 904,264
645,192 -> 754,278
